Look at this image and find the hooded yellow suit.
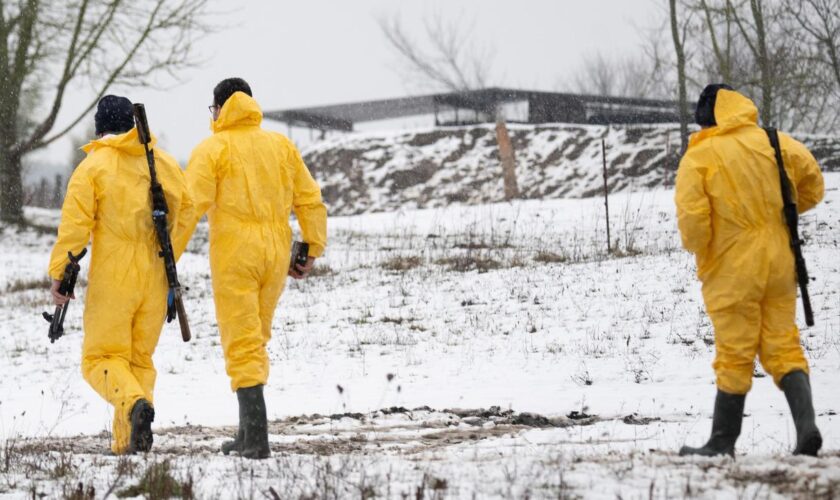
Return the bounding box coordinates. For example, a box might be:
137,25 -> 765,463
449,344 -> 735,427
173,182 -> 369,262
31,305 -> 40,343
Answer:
675,90 -> 824,395
48,130 -> 194,453
184,92 -> 327,391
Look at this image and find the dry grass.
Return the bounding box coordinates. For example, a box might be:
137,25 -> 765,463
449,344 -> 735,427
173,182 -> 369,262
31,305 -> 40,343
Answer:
435,255 -> 501,273
116,460 -> 193,499
5,276 -> 51,293
382,255 -> 423,272
534,251 -> 568,264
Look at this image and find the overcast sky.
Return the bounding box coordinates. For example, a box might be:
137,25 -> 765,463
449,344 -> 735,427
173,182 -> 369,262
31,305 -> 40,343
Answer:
29,0 -> 664,176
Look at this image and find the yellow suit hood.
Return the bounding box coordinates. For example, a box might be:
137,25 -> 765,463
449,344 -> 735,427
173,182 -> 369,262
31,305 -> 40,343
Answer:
81,128 -> 157,156
212,92 -> 263,133
689,89 -> 759,147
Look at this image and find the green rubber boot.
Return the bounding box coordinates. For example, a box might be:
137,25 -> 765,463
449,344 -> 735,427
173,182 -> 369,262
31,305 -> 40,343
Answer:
680,390 -> 745,457
127,399 -> 155,454
781,370 -> 822,456
238,385 -> 270,459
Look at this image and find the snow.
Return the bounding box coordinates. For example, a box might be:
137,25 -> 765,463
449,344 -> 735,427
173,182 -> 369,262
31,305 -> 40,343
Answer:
302,122 -> 840,216
0,174 -> 839,498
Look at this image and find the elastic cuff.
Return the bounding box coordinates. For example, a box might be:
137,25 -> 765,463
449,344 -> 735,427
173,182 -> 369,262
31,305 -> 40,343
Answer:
308,244 -> 325,258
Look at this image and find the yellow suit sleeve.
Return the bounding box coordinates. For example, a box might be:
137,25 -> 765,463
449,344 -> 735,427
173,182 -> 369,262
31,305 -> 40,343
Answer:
780,134 -> 824,214
675,155 -> 712,256
289,144 -> 327,257
48,163 -> 96,280
171,172 -> 196,261
182,141 -> 219,247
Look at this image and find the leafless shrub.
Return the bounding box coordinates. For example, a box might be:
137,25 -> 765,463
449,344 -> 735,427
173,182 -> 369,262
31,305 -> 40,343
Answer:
414,473 -> 449,500
5,277 -> 51,293
534,251 -> 568,264
435,255 -> 501,273
571,363 -> 594,386
308,264 -> 336,278
62,481 -> 95,500
382,255 -> 423,272
117,460 -> 192,499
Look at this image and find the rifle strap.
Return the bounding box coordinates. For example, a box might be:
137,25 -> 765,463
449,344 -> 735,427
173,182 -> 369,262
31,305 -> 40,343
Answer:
764,127 -> 796,212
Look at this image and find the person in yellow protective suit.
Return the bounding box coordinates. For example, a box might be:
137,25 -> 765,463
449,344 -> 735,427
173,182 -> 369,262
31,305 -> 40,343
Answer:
183,78 -> 327,459
48,95 -> 194,454
676,84 -> 825,457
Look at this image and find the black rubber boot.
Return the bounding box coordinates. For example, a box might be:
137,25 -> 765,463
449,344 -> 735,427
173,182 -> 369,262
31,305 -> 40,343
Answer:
238,385 -> 270,459
127,399 -> 155,453
781,370 -> 822,456
680,390 -> 745,457
221,398 -> 244,455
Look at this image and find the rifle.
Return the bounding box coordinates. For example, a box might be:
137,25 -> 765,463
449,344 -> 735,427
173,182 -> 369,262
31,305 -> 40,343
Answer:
133,103 -> 191,342
42,248 -> 87,343
764,127 -> 815,327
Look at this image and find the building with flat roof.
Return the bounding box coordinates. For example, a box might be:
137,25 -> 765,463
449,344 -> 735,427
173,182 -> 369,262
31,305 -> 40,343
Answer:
263,87 -> 683,133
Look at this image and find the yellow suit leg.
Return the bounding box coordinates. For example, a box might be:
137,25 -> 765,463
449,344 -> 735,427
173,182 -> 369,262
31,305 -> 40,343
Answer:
758,278 -> 809,387
257,245 -> 290,375
214,259 -> 267,392
709,299 -> 761,395
130,286 -> 168,403
80,283 -> 146,454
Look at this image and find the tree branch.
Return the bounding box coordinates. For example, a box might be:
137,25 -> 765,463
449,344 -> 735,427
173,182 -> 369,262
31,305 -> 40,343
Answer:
20,0 -> 166,153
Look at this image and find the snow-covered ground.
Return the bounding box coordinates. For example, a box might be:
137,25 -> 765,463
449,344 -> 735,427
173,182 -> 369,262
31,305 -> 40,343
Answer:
1,174 -> 839,498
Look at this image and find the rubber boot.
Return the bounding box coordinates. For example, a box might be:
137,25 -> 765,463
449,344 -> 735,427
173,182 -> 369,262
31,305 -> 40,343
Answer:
126,399 -> 155,454
239,385 -> 270,459
781,370 -> 822,456
221,398 -> 244,455
680,390 -> 745,457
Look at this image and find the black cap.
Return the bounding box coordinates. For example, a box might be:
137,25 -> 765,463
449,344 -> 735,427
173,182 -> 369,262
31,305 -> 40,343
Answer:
213,78 -> 252,108
95,95 -> 134,135
695,84 -> 734,127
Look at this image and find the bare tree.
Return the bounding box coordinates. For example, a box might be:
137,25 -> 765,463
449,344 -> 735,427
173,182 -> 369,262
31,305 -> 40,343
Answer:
666,0 -> 839,134
377,11 -> 495,92
670,0 -> 691,153
697,0 -> 736,82
0,0 -> 214,224
736,0 -> 774,124
569,51 -> 668,98
786,0 -> 840,91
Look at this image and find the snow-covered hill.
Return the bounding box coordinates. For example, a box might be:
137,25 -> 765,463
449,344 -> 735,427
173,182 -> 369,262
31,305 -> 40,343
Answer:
304,123 -> 840,216
1,174 -> 839,498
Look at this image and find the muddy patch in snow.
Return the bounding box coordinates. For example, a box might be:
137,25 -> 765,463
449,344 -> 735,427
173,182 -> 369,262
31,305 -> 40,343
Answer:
10,406 -> 622,457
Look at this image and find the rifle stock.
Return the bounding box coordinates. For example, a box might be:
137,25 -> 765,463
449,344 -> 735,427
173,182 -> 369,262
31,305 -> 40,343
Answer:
175,288 -> 191,342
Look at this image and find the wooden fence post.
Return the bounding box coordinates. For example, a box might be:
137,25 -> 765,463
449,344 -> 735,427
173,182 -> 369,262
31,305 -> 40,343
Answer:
495,111 -> 519,200
602,138 -> 611,254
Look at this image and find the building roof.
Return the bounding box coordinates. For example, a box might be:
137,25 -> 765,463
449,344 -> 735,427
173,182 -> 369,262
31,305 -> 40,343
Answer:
263,87 -> 682,131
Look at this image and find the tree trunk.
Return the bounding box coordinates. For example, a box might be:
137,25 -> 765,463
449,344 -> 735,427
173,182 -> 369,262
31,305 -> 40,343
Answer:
0,148 -> 25,224
495,113 -> 519,200
670,0 -> 690,155
751,0 -> 773,125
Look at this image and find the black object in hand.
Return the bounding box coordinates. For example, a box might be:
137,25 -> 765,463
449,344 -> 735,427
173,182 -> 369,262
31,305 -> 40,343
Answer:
43,248 -> 87,344
291,241 -> 309,272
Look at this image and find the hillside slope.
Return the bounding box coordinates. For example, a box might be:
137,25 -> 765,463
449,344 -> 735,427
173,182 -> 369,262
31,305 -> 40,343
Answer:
303,123 -> 840,215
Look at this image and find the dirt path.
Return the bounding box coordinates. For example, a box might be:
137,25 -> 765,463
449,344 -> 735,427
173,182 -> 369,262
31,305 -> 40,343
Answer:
12,406 -> 636,456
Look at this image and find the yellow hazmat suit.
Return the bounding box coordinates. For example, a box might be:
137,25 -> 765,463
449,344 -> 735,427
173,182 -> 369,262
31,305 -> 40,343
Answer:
675,89 -> 824,395
184,92 -> 327,391
48,130 -> 194,453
